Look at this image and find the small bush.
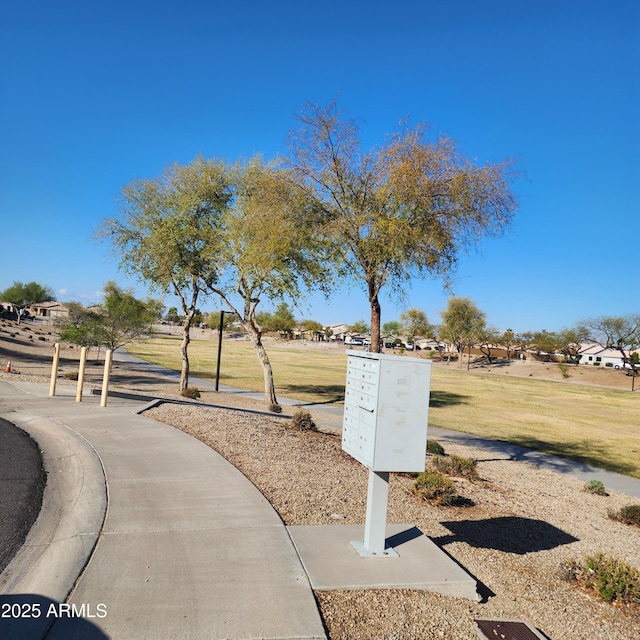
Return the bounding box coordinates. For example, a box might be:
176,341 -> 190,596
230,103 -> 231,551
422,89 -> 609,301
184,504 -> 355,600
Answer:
426,440 -> 445,456
268,403 -> 283,414
63,371 -> 79,381
609,504 -> 640,528
557,362 -> 570,378
583,480 -> 608,496
38,336 -> 46,341
180,386 -> 200,399
564,553 -> 640,604
432,454 -> 480,481
290,409 -> 317,431
412,470 -> 458,506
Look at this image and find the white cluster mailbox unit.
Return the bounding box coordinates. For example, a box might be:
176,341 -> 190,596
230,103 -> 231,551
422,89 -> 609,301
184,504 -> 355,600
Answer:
342,350 -> 432,557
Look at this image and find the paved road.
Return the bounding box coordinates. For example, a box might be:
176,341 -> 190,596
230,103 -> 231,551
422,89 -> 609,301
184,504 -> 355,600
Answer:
0,417 -> 45,574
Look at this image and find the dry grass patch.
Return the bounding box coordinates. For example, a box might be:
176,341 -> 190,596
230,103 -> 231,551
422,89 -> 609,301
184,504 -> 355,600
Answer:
127,335 -> 640,479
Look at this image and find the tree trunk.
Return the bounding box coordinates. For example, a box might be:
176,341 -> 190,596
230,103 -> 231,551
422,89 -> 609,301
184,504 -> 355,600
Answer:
246,322 -> 280,410
368,280 -> 381,354
179,312 -> 195,392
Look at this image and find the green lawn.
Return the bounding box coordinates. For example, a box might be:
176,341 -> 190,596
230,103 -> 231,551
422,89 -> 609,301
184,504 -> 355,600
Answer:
127,334 -> 640,479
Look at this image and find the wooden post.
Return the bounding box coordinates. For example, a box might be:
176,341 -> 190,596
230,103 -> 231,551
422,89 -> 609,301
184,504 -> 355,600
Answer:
100,349 -> 113,407
76,346 -> 88,402
49,342 -> 60,397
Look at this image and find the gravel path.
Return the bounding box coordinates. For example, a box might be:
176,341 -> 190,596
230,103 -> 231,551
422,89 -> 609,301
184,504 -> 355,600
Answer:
145,401 -> 640,640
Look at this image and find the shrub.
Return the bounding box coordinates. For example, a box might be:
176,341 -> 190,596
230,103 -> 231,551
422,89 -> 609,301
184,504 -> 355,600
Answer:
557,362 -> 570,378
583,480 -> 608,496
412,470 -> 458,506
564,553 -> 640,604
268,403 -> 283,414
290,409 -> 317,431
609,504 -> 640,528
426,440 -> 445,456
180,387 -> 200,400
63,371 -> 79,381
432,454 -> 480,481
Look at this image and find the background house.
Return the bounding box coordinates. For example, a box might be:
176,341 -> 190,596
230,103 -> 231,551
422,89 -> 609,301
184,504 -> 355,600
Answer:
27,301 -> 70,322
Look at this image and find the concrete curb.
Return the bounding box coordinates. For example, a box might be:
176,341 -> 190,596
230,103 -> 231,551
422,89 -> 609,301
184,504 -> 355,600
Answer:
0,412 -> 107,603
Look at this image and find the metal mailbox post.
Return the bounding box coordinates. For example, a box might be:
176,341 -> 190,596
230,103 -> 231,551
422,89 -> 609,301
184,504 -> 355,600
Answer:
342,350 -> 432,556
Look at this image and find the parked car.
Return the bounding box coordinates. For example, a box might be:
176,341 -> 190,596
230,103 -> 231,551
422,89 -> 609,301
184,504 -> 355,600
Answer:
613,362 -> 634,370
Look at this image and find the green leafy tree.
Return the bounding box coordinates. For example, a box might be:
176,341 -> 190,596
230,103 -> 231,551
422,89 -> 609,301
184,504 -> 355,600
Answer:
270,302 -> 296,337
206,158 -> 326,410
60,283 -> 157,356
501,328 -> 517,360
100,156 -> 231,391
477,325 -> 502,364
382,320 -> 401,335
59,304 -> 105,356
516,331 -> 536,358
400,308 -> 433,341
531,330 -> 561,360
349,319 -> 370,334
97,282 -> 158,351
556,326 -> 590,363
286,100 -> 518,353
205,310 -> 237,330
299,319 -> 323,340
439,297 -> 486,367
165,307 -> 182,323
1,281 -> 55,305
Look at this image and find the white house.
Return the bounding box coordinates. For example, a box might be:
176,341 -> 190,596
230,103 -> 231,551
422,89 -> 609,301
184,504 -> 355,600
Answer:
578,343 -> 628,367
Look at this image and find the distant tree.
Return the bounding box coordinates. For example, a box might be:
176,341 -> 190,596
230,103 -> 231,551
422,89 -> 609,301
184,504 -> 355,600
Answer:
516,331 -> 536,359
59,305 -> 105,356
60,283 -> 157,356
531,330 -> 561,360
96,282 -> 158,352
255,311 -> 274,332
349,319 -> 370,334
556,326 -> 590,363
100,156 -> 231,391
205,310 -> 237,330
270,302 -> 296,337
382,320 -> 401,335
477,326 -> 502,364
500,328 -> 517,360
192,309 -> 204,326
286,100 -> 518,354
299,319 -> 323,339
165,307 -> 182,324
439,297 -> 486,367
1,281 -> 55,305
400,308 -> 433,340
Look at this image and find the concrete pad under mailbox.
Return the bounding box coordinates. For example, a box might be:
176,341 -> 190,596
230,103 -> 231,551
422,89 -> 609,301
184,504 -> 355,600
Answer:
287,523 -> 481,601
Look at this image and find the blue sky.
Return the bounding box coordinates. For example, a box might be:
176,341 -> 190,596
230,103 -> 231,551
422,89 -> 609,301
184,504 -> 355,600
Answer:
1,1 -> 638,333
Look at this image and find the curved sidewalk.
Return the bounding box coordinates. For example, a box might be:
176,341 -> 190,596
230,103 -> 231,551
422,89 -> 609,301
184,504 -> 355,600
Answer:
0,379 -> 326,640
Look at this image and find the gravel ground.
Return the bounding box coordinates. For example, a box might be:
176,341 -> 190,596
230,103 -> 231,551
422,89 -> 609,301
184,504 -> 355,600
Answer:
145,401 -> 640,640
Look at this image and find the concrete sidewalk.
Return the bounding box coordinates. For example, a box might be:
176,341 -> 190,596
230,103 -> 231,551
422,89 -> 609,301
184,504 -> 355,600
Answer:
0,379 -> 327,639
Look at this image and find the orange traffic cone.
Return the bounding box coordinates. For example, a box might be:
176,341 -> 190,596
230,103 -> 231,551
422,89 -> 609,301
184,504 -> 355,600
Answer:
5,360 -> 11,373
